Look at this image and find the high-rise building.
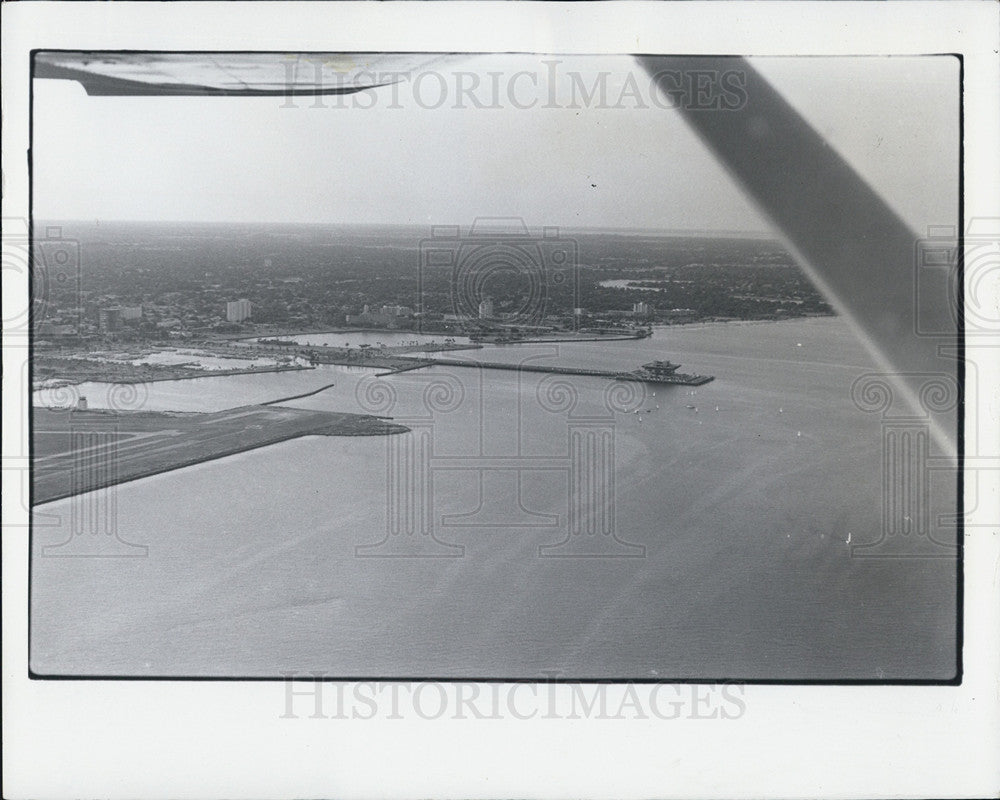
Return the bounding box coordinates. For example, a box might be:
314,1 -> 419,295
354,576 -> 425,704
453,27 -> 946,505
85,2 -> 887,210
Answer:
120,305 -> 143,321
98,307 -> 122,332
632,301 -> 652,317
226,299 -> 253,323
478,298 -> 494,319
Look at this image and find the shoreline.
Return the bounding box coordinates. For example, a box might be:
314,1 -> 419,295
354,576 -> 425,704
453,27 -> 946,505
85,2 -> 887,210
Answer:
32,405 -> 409,505
32,315 -> 835,392
650,313 -> 835,331
228,313 -> 835,342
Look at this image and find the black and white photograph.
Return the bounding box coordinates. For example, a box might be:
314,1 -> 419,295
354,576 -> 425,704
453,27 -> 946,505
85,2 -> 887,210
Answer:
3,2 -> 999,798
26,50 -> 964,681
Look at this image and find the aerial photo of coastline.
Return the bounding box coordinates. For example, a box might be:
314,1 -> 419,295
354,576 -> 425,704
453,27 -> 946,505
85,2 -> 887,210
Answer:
27,52 -> 959,680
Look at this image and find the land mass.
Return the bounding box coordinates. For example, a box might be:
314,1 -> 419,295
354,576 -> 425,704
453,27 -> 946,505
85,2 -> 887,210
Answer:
34,354 -> 313,388
32,404 -> 408,505
34,221 -> 833,348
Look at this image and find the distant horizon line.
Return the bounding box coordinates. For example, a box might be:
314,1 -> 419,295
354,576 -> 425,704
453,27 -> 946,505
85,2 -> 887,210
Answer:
33,218 -> 778,239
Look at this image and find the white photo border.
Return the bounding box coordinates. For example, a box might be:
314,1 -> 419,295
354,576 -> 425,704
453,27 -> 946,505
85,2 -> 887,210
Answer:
3,2 -> 998,798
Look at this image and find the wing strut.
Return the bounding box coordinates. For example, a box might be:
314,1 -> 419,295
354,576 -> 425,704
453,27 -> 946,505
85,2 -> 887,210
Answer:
639,55 -> 958,454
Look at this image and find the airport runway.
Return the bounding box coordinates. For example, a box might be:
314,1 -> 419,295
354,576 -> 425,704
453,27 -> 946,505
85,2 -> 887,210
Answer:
32,404 -> 408,504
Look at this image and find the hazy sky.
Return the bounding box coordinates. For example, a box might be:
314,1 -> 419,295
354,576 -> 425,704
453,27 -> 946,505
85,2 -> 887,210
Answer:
33,54 -> 958,234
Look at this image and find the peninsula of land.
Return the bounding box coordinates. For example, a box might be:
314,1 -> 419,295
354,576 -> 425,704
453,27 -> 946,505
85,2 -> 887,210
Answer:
33,404 -> 408,504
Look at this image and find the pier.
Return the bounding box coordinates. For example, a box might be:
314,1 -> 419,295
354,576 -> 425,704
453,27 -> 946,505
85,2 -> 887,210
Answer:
414,357 -> 715,386
302,349 -> 713,386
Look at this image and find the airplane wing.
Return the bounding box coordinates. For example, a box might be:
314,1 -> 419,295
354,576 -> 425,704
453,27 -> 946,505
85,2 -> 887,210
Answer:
33,51 -> 459,96
637,55 -> 958,454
